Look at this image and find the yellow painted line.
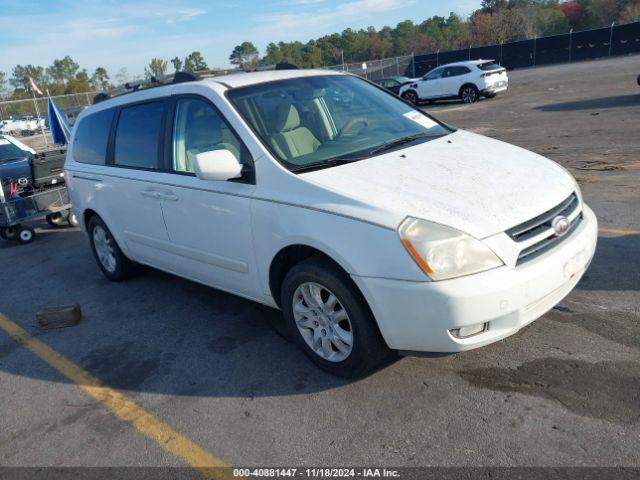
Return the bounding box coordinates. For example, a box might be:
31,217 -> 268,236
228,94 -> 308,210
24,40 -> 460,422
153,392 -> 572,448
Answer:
0,313 -> 234,480
599,227 -> 640,235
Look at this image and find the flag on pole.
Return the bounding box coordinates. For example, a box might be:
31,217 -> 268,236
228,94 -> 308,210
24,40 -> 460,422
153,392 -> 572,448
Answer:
47,97 -> 71,145
23,76 -> 43,95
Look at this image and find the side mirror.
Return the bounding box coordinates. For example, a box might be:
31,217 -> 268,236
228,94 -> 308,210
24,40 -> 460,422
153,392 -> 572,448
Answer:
193,149 -> 243,181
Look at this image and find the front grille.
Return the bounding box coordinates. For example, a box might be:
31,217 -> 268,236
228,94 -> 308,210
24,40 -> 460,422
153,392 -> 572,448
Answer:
507,193 -> 582,265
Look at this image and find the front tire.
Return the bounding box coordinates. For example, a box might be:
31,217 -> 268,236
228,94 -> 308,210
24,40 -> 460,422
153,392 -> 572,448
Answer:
281,257 -> 388,378
88,216 -> 134,281
17,226 -> 35,244
402,90 -> 419,105
460,85 -> 479,103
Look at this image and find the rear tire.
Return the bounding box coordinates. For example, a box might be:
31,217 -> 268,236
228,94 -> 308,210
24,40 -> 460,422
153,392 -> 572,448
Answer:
88,216 -> 134,281
66,210 -> 79,227
460,85 -> 479,103
281,256 -> 388,378
46,212 -> 66,227
1,226 -> 18,241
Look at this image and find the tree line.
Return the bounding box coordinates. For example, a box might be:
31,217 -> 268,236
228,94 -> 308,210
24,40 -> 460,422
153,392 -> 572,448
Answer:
0,0 -> 637,103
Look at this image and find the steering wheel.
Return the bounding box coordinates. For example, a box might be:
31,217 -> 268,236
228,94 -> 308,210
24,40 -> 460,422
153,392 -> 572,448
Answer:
336,117 -> 369,138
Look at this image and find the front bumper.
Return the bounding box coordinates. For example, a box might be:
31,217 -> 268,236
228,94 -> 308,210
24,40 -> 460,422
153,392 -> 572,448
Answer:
352,205 -> 597,353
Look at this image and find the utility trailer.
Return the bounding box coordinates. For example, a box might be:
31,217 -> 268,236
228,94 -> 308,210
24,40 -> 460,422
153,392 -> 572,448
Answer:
0,147 -> 75,244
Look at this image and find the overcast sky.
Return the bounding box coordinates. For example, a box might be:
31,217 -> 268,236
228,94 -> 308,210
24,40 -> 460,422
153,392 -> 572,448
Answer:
0,0 -> 482,80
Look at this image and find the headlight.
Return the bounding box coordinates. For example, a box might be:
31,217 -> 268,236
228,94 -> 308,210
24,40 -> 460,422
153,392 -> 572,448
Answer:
398,217 -> 503,281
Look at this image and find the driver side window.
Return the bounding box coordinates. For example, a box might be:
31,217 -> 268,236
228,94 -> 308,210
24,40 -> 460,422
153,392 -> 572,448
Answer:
425,69 -> 443,81
172,98 -> 243,174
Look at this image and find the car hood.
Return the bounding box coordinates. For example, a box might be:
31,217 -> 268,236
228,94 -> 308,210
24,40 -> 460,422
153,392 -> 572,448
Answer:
300,130 -> 576,239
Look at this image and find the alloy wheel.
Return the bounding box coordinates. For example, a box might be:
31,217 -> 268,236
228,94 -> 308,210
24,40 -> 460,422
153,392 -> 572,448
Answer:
462,87 -> 478,103
93,225 -> 117,273
292,282 -> 354,362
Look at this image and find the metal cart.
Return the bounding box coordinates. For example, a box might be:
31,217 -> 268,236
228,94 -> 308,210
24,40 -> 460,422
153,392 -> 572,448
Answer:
0,185 -> 75,244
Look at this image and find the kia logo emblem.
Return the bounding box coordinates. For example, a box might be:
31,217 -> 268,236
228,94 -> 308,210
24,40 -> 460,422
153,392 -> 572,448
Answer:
552,216 -> 570,237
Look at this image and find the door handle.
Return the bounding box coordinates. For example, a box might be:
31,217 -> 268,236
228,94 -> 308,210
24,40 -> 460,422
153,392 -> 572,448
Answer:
140,189 -> 160,199
157,191 -> 179,202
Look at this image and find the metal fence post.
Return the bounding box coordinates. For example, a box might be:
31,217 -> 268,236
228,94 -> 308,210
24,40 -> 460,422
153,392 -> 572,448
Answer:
533,36 -> 537,66
500,42 -> 503,65
436,49 -> 439,67
609,22 -> 615,56
468,44 -> 472,60
569,28 -> 573,62
411,52 -> 416,78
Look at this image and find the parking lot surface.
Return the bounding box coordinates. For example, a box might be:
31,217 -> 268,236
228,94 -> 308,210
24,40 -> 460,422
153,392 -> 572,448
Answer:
1,56 -> 639,470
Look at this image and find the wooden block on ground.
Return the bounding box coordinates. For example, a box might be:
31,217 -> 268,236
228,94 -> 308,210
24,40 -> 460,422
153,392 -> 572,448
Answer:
36,304 -> 82,330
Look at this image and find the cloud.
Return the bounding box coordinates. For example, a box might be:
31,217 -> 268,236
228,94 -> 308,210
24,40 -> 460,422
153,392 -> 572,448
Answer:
255,0 -> 412,36
160,8 -> 207,24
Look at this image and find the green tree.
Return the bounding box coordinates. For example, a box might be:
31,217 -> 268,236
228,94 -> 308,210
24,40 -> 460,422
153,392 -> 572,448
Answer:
91,67 -> 110,90
184,51 -> 208,72
587,0 -> 620,25
144,58 -> 168,79
0,71 -> 7,97
10,65 -> 46,90
47,56 -> 80,84
65,69 -> 92,94
263,42 -> 284,65
229,41 -> 260,70
171,57 -> 183,72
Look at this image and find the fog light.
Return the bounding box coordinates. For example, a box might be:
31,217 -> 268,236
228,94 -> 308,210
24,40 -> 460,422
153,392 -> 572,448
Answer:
450,322 -> 488,339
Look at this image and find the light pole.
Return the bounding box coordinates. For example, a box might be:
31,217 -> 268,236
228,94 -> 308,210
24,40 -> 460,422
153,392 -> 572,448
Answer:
609,22 -> 615,57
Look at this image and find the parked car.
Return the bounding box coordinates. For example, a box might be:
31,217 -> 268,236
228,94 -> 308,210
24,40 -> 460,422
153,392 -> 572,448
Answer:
373,76 -> 411,95
0,116 -> 45,136
400,60 -> 508,105
0,134 -> 36,192
65,69 -> 596,378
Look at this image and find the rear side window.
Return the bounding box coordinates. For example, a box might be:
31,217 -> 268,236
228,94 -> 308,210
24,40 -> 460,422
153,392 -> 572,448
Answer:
73,109 -> 114,165
114,102 -> 164,169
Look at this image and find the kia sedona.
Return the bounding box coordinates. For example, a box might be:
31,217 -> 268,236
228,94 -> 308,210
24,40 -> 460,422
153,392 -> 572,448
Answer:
65,69 -> 596,378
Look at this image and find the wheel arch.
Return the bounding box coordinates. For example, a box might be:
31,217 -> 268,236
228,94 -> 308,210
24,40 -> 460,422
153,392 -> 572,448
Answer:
82,208 -> 100,232
458,82 -> 479,97
268,244 -> 351,309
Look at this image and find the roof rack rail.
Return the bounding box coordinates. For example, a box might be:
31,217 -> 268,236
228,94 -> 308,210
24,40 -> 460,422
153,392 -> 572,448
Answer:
255,62 -> 300,72
93,71 -> 199,104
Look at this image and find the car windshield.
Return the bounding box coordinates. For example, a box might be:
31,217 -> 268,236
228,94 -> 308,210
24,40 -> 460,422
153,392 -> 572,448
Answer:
0,140 -> 27,163
227,75 -> 450,172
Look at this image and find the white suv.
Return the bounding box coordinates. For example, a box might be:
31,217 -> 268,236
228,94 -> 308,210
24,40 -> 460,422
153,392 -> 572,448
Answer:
65,69 -> 596,377
400,60 -> 508,105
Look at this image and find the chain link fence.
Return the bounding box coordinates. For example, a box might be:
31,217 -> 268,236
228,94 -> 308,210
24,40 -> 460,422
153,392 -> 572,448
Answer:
325,55 -> 414,81
325,21 -> 640,81
0,91 -> 98,124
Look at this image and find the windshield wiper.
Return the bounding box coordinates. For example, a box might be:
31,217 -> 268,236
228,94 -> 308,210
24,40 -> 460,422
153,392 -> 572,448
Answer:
291,158 -> 361,173
369,132 -> 445,155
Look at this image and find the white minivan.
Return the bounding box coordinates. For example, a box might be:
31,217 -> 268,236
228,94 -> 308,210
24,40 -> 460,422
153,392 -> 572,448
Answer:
65,69 -> 597,377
